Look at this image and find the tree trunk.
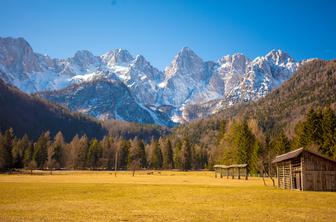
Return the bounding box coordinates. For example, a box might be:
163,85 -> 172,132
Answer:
265,169 -> 275,187
261,170 -> 267,186
114,150 -> 118,177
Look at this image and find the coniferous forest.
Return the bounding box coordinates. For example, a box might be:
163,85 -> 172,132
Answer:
1,107 -> 335,172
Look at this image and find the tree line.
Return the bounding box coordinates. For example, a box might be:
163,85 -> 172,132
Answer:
0,130 -> 207,172
1,107 -> 335,173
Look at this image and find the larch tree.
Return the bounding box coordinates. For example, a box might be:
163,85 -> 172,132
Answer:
68,134 -> 81,169
47,131 -> 65,174
128,138 -> 146,169
78,135 -> 89,169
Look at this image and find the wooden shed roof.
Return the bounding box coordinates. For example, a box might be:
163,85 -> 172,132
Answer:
272,147 -> 336,164
214,164 -> 248,169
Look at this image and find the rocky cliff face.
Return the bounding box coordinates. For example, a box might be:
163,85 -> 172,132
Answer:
0,37 -> 303,125
37,79 -> 175,126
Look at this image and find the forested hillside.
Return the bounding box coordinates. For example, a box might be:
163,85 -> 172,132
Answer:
218,59 -> 336,135
174,60 -> 336,146
0,79 -> 107,141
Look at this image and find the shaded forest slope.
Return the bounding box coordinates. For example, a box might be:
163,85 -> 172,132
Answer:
0,79 -> 107,141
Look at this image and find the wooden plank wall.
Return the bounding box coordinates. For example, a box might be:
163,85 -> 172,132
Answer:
303,152 -> 336,191
277,161 -> 291,189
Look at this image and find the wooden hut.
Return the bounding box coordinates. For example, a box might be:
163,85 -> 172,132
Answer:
272,148 -> 336,191
214,164 -> 248,180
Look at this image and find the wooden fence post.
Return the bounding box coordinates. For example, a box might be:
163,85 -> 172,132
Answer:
232,168 -> 235,179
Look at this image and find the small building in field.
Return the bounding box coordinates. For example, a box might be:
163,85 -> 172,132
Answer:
272,148 -> 336,191
214,164 -> 248,180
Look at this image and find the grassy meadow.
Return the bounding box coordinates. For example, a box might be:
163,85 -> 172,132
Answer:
0,171 -> 335,222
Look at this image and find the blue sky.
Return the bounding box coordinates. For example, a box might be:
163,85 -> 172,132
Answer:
0,0 -> 335,69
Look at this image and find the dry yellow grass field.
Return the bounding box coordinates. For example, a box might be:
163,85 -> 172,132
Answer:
0,171 -> 335,222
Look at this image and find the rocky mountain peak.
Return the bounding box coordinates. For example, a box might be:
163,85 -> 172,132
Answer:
0,37 -> 42,74
101,48 -> 134,67
133,54 -> 146,67
219,53 -> 249,65
264,49 -> 295,65
165,47 -> 204,78
70,50 -> 100,67
73,50 -> 95,61
175,47 -> 203,64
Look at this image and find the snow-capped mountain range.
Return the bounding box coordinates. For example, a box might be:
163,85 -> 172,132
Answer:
0,37 -> 305,126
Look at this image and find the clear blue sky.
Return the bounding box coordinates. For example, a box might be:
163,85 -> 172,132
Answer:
0,0 -> 335,69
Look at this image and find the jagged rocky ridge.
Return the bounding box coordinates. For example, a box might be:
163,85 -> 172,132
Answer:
37,78 -> 175,127
0,37 -> 304,125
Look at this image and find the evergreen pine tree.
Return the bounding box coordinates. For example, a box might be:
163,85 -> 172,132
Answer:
87,139 -> 102,169
101,136 -> 115,170
161,138 -> 174,169
321,107 -> 336,157
1,128 -> 15,169
23,140 -> 34,169
150,139 -> 163,169
173,140 -> 182,169
306,108 -> 323,146
273,130 -> 291,155
118,139 -> 130,170
33,131 -> 50,169
250,140 -> 262,174
137,140 -> 147,168
217,120 -> 226,143
12,134 -> 30,168
181,139 -> 192,171
0,132 -> 6,170
235,121 -> 254,165
296,108 -> 323,148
